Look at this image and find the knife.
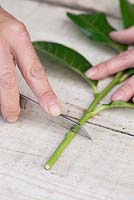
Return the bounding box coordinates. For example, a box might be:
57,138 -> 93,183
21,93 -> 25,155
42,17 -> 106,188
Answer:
20,93 -> 92,140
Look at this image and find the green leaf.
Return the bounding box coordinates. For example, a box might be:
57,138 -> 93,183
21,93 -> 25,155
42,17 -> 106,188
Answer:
119,0 -> 134,84
120,0 -> 134,28
33,41 -> 98,94
86,100 -> 134,118
102,100 -> 134,109
67,12 -> 128,52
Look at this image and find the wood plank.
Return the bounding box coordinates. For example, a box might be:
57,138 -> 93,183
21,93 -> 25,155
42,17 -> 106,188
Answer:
0,1 -> 133,200
1,0 -> 133,134
28,0 -> 134,18
0,100 -> 133,200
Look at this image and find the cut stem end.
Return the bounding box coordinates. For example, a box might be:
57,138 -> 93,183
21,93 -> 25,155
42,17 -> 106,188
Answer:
44,163 -> 51,170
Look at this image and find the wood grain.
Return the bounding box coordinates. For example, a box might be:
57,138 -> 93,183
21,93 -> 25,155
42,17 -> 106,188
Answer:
0,100 -> 134,200
28,0 -> 134,18
0,1 -> 134,199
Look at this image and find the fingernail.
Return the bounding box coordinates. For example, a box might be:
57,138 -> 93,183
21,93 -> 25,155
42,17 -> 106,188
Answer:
85,67 -> 98,78
47,102 -> 61,116
7,116 -> 18,123
111,92 -> 124,101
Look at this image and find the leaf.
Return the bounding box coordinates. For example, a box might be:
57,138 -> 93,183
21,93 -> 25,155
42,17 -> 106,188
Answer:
86,100 -> 134,118
102,100 -> 134,109
33,41 -> 98,94
119,0 -> 134,28
67,12 -> 128,52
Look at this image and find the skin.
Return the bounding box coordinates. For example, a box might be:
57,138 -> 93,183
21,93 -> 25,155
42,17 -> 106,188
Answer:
2,8 -> 134,123
85,26 -> 134,102
0,7 -> 61,123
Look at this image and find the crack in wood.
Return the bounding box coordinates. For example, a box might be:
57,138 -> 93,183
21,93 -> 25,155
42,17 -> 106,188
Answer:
20,94 -> 134,139
87,122 -> 134,138
0,146 -> 43,158
68,116 -> 134,138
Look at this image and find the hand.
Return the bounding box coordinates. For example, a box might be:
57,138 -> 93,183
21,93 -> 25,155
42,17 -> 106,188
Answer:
85,27 -> 134,102
0,7 -> 61,123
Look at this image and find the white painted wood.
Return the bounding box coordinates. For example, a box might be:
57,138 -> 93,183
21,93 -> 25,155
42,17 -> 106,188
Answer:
34,0 -> 134,18
0,100 -> 134,200
3,0 -> 132,135
0,1 -> 134,200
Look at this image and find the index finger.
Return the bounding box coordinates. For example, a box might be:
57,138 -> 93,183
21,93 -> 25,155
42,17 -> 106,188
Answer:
85,50 -> 134,80
12,25 -> 61,116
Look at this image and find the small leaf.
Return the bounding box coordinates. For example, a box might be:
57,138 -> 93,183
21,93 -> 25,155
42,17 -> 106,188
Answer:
120,0 -> 134,28
86,100 -> 134,118
33,41 -> 98,94
67,12 -> 128,52
103,100 -> 134,109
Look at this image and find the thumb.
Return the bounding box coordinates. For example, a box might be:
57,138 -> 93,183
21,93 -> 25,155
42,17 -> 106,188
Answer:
109,26 -> 134,44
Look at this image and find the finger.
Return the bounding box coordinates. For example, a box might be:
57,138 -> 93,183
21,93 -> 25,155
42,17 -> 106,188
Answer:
11,24 -> 61,116
111,76 -> 134,101
85,49 -> 134,80
0,45 -> 20,122
109,26 -> 134,44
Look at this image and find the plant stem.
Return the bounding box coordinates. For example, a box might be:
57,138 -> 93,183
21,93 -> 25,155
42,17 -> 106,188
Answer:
78,72 -> 123,125
45,131 -> 77,170
44,72 -> 123,170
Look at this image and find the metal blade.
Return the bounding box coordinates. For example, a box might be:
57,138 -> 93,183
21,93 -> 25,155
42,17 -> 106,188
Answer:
20,93 -> 92,140
51,114 -> 92,140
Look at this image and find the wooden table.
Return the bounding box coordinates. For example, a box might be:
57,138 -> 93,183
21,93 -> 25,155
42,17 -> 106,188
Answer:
0,1 -> 134,199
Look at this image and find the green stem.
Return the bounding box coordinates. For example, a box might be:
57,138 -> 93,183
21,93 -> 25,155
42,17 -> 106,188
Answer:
45,131 -> 77,170
78,72 -> 123,125
44,72 -> 123,170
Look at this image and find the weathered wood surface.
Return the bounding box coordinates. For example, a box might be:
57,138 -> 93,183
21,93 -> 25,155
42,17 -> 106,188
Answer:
29,0 -> 134,18
0,100 -> 134,200
0,0 -> 134,200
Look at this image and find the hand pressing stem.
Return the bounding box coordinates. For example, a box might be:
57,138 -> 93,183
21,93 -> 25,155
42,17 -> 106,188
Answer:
44,72 -> 123,170
86,29 -> 134,103
45,28 -> 134,170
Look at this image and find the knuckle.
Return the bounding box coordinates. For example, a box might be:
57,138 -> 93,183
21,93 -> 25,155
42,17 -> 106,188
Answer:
116,87 -> 128,97
27,65 -> 45,80
13,21 -> 26,32
118,50 -> 134,64
5,106 -> 20,116
0,70 -> 16,88
120,80 -> 134,94
127,77 -> 134,91
39,89 -> 54,98
9,20 -> 29,38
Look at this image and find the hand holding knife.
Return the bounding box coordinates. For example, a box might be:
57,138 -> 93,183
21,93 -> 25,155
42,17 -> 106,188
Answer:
20,93 -> 92,140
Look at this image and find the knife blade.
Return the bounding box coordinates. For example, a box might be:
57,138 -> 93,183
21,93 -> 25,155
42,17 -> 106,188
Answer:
20,93 -> 92,140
